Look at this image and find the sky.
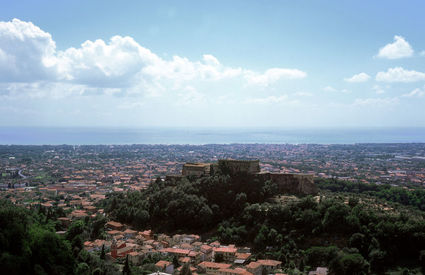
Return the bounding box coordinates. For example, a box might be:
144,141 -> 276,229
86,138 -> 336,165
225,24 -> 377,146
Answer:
1,0 -> 425,128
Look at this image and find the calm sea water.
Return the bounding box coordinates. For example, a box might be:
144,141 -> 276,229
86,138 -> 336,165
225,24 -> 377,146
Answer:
0,127 -> 425,145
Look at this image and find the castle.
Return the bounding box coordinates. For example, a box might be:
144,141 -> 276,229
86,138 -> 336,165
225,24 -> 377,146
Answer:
168,159 -> 318,196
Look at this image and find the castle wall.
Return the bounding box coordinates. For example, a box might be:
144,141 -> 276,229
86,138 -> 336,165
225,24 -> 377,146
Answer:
182,163 -> 211,177
257,173 -> 318,195
218,159 -> 260,174
169,160 -> 318,196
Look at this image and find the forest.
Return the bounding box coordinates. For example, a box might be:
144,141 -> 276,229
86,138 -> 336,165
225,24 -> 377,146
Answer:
100,166 -> 425,274
0,199 -> 124,275
316,178 -> 425,211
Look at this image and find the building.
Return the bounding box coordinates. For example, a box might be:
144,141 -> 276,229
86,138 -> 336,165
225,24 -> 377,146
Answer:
168,159 -> 318,196
213,246 -> 237,263
155,260 -> 174,274
256,172 -> 318,195
198,261 -> 232,274
106,221 -> 124,231
182,163 -> 211,177
217,160 -> 260,175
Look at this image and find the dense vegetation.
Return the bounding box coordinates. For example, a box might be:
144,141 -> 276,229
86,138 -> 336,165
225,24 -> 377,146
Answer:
101,164 -> 279,232
102,167 -> 425,274
0,200 -> 119,275
316,178 -> 425,211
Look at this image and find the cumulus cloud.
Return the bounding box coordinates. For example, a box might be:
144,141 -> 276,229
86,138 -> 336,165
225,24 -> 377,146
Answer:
0,81 -> 90,99
176,86 -> 206,105
376,35 -> 413,59
57,36 -> 159,87
322,86 -> 350,93
344,72 -> 370,83
402,86 -> 425,98
244,68 -> 306,86
0,18 -> 58,82
376,67 -> 425,83
0,18 -> 306,98
142,54 -> 243,84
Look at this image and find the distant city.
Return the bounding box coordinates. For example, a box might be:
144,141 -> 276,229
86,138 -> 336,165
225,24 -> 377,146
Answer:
2,144 -> 424,196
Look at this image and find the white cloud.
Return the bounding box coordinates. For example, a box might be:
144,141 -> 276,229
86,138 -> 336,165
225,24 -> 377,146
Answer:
244,95 -> 289,104
353,97 -> 399,106
57,36 -> 160,87
244,68 -> 306,86
117,101 -> 145,110
176,86 -> 206,105
322,86 -> 350,93
0,18 -> 58,82
402,86 -> 425,98
0,81 -> 90,99
376,67 -> 425,82
373,85 -> 385,94
0,18 -> 306,100
142,54 -> 243,85
376,35 -> 413,59
323,86 -> 337,92
420,51 -> 425,56
344,72 -> 370,83
295,91 -> 312,97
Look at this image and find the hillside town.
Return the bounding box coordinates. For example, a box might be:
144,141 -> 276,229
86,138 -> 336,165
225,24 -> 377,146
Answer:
1,144 -> 425,274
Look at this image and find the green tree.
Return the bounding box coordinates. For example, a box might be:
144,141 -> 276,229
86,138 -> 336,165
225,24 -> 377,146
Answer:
123,255 -> 131,275
172,255 -> 180,268
180,263 -> 192,275
100,244 -> 105,260
330,252 -> 369,275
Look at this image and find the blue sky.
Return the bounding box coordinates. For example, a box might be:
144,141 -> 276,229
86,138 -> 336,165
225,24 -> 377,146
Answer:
1,0 -> 425,128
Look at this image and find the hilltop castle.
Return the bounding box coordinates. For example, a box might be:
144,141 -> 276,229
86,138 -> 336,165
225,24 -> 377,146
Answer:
169,159 -> 318,195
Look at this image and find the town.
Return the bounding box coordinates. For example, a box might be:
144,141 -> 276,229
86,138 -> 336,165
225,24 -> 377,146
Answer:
1,144 -> 425,274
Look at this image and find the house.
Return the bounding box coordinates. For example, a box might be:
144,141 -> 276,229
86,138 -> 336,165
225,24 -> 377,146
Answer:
155,260 -> 174,274
198,261 -> 232,274
213,246 -> 237,263
110,240 -> 134,259
107,230 -> 121,237
188,250 -> 202,264
177,265 -> 198,275
210,241 -> 221,247
106,221 -> 124,231
180,243 -> 194,250
192,241 -> 203,250
234,253 -> 251,265
70,210 -> 88,219
159,248 -> 191,258
123,228 -> 137,238
140,230 -> 153,240
246,262 -> 262,275
256,259 -> 282,272
128,251 -> 143,265
179,257 -> 191,265
200,244 -> 213,261
217,268 -> 253,275
158,234 -> 172,244
308,267 -> 328,275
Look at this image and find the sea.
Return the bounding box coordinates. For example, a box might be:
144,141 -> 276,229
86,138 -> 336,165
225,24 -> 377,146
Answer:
0,127 -> 425,145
